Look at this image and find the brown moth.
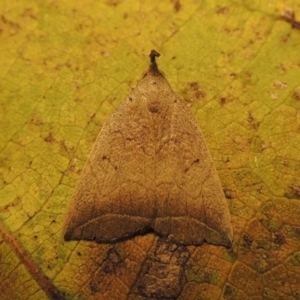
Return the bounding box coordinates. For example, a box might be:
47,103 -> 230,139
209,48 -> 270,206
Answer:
64,50 -> 233,247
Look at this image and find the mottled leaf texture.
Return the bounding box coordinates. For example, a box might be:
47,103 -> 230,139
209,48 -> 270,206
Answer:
64,50 -> 233,247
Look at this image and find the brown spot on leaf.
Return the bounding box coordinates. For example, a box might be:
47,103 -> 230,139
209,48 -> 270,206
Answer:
21,8 -> 38,20
242,234 -> 253,249
89,280 -> 99,294
30,112 -> 43,126
220,97 -> 227,105
287,185 -> 300,199
102,248 -> 123,274
292,91 -> 300,101
132,238 -> 190,299
224,284 -> 232,296
224,189 -> 234,199
273,233 -> 286,245
74,98 -> 82,103
280,8 -> 300,30
45,132 -> 55,143
216,6 -> 230,14
173,0 -> 181,12
60,140 -> 74,153
0,15 -> 20,36
246,111 -> 260,130
106,0 -> 123,6
273,80 -> 287,89
189,82 -> 205,100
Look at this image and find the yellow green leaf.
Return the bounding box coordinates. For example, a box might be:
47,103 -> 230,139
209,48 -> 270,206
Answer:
1,0 -> 300,299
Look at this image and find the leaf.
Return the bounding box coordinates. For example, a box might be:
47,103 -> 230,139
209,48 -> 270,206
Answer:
1,1 -> 300,299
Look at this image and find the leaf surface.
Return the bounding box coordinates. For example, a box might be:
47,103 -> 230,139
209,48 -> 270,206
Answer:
0,1 -> 300,299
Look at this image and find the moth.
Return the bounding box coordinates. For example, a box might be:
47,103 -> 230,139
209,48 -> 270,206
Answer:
64,50 -> 233,247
